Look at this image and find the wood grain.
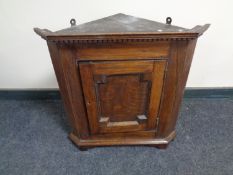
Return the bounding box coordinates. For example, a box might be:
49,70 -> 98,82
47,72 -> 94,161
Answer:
69,131 -> 176,147
35,14 -> 209,149
47,42 -> 89,138
147,60 -> 167,129
76,42 -> 169,60
79,60 -> 167,134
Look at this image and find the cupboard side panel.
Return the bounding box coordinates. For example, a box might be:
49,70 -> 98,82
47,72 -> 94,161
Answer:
47,42 -> 77,133
166,39 -> 198,135
157,40 -> 197,138
48,42 -> 89,138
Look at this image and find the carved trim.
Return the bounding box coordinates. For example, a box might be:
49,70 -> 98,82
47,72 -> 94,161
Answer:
49,37 -> 195,44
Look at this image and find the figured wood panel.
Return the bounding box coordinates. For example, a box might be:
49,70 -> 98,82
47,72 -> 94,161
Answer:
91,60 -> 154,74
76,42 -> 169,60
79,59 -> 166,134
99,122 -> 146,133
98,74 -> 150,122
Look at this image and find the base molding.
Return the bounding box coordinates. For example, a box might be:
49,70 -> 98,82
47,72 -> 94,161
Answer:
69,131 -> 176,148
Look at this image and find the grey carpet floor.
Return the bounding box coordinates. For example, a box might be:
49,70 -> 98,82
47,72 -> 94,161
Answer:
0,98 -> 233,175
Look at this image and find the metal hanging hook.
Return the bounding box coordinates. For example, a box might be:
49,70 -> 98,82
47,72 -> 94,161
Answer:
166,17 -> 172,25
70,18 -> 76,26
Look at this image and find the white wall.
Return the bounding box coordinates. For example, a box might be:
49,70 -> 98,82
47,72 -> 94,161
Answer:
0,0 -> 232,89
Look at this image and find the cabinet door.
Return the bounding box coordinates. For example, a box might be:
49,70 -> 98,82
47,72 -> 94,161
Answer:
79,60 -> 166,135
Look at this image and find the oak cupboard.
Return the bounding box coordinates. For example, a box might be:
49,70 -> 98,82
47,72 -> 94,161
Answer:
34,14 -> 209,150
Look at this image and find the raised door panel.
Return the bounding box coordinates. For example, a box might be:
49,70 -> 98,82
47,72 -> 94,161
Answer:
79,60 -> 166,135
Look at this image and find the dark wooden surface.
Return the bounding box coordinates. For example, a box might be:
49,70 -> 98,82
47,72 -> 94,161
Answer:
35,14 -> 209,149
54,13 -> 187,35
76,42 -> 169,60
34,13 -> 210,42
79,60 -> 166,135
